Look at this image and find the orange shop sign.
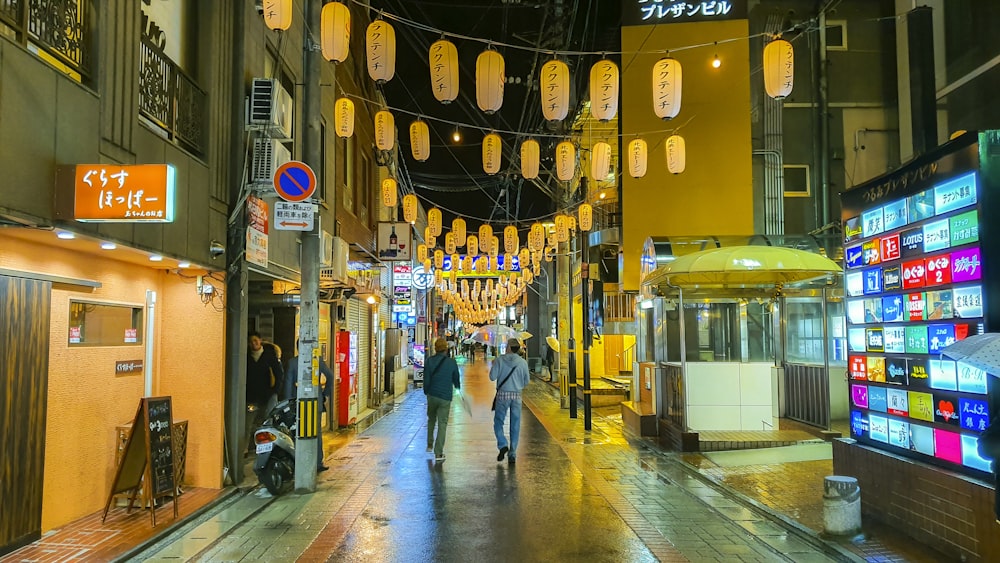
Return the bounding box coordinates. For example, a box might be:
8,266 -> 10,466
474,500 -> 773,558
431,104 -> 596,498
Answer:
71,164 -> 176,222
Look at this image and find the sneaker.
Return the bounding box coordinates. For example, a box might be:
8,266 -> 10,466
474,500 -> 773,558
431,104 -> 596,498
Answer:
435,453 -> 446,462
497,446 -> 509,462
508,458 -> 516,466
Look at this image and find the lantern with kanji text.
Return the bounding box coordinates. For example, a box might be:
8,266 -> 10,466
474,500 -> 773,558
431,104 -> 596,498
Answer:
590,59 -> 619,121
429,39 -> 459,104
366,20 -> 396,83
652,57 -> 682,120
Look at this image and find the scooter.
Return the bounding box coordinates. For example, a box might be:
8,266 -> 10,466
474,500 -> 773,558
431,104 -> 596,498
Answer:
252,399 -> 297,495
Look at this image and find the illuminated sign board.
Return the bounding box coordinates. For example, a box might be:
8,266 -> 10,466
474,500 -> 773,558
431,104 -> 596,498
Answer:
622,0 -> 747,26
66,164 -> 176,222
841,142 -> 992,477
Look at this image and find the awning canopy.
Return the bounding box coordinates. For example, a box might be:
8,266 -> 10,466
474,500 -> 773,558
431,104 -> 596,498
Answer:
644,245 -> 842,291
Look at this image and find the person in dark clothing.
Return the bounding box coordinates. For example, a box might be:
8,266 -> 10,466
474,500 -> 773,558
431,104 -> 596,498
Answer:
246,332 -> 283,453
423,338 -> 461,462
284,353 -> 334,472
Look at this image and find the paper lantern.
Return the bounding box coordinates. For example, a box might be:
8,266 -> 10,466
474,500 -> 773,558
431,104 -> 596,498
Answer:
410,120 -> 430,162
417,244 -> 430,264
428,207 -> 442,237
425,228 -> 436,250
429,39 -> 459,104
476,256 -> 489,273
402,193 -> 418,223
627,138 -> 647,178
450,253 -> 460,271
556,141 -> 575,182
666,134 -> 686,174
374,110 -> 395,151
320,2 -> 350,63
530,223 -> 545,251
423,258 -> 432,274
578,203 -> 593,231
452,218 -> 467,247
381,177 -> 398,207
555,215 -> 569,243
262,0 -> 292,30
478,225 -> 493,251
504,253 -> 515,272
764,38 -> 794,99
504,225 -> 519,254
519,248 -> 530,267
590,59 -> 619,121
445,233 -> 457,254
544,248 -> 553,262
524,269 -> 533,285
476,49 -> 505,114
366,20 -> 396,83
334,98 -> 354,138
483,133 -> 502,175
434,269 -> 443,286
434,249 -> 444,269
533,262 -> 541,275
652,57 -> 682,120
540,59 -> 570,121
489,236 -> 500,257
591,141 -> 611,181
567,214 -> 577,232
462,256 -> 473,274
520,139 -> 539,180
467,235 -> 479,256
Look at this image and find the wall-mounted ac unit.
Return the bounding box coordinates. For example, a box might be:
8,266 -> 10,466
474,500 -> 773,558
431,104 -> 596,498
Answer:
331,236 -> 349,282
250,138 -> 291,185
249,78 -> 293,141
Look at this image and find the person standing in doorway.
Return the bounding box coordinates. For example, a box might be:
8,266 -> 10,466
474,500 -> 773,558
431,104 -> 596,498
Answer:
246,332 -> 283,452
491,338 -> 530,465
423,338 -> 461,462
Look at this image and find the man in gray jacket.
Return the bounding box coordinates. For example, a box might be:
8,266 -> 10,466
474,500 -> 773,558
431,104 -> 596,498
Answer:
490,338 -> 531,465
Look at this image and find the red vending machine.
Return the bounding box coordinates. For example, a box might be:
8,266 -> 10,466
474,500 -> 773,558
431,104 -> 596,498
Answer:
336,330 -> 358,426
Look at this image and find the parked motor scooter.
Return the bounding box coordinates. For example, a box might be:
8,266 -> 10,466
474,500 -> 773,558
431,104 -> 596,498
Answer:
252,399 -> 297,495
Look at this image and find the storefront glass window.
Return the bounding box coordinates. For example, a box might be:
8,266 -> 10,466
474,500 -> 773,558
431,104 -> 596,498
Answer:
68,301 -> 144,346
785,296 -> 847,366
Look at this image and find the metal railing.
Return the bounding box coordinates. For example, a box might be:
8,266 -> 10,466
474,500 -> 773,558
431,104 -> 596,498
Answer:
783,363 -> 831,429
592,200 -> 621,232
604,292 -> 635,322
0,0 -> 90,80
139,35 -> 207,155
663,363 -> 685,428
621,342 -> 635,374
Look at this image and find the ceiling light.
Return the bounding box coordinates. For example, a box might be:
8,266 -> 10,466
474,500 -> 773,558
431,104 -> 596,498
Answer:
149,255 -> 164,262
57,231 -> 75,240
101,242 -> 117,250
599,191 -> 607,199
178,261 -> 191,268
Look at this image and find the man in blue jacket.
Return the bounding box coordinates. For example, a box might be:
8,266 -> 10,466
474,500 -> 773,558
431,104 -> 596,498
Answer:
424,338 -> 461,462
490,339 -> 531,465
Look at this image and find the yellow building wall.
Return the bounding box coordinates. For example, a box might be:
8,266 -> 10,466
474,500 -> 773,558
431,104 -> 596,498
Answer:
621,20 -> 755,290
571,298 -> 604,380
0,235 -> 225,531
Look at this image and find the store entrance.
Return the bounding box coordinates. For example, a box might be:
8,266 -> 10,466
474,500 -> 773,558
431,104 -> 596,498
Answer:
0,274 -> 51,555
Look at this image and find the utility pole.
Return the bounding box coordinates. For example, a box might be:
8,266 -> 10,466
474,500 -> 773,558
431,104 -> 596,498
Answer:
581,223 -> 592,430
294,0 -> 322,493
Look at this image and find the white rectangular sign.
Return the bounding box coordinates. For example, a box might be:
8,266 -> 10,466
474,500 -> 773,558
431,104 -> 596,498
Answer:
274,202 -> 316,231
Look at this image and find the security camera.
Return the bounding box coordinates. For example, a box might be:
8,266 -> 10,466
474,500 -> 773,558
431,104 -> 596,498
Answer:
210,240 -> 225,258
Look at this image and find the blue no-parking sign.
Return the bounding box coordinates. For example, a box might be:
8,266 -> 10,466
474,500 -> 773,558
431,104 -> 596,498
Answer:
273,161 -> 316,202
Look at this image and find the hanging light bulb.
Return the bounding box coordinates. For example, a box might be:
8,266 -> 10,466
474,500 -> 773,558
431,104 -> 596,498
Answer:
711,43 -> 721,69
452,127 -> 462,143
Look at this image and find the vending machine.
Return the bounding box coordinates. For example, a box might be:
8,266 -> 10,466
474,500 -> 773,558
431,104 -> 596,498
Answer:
336,330 -> 358,426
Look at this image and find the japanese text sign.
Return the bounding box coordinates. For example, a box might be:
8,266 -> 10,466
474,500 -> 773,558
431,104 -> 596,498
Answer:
72,164 -> 175,222
623,0 -> 746,26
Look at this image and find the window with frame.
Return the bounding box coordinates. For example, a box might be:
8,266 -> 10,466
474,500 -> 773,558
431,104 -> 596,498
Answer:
825,20 -> 847,51
68,301 -> 144,347
783,165 -> 811,198
0,0 -> 92,83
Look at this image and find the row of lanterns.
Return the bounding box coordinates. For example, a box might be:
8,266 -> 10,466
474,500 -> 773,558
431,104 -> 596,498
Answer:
265,3 -> 795,126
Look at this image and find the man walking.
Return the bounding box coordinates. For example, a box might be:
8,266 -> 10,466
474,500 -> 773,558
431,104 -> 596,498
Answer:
490,339 -> 530,465
424,338 -> 461,462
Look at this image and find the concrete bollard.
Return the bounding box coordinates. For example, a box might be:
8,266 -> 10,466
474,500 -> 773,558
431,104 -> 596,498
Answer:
823,475 -> 861,535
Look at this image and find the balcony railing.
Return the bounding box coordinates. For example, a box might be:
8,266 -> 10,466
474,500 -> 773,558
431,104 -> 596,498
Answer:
604,292 -> 635,322
593,201 -> 621,232
139,35 -> 206,155
0,0 -> 90,80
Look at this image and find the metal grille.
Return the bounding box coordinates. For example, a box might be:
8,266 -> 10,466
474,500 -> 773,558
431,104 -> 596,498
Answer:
783,363 -> 831,429
0,0 -> 90,80
139,35 -> 206,154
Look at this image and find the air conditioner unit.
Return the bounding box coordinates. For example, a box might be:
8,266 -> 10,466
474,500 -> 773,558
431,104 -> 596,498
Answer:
331,236 -> 349,281
249,78 -> 293,140
250,138 -> 291,185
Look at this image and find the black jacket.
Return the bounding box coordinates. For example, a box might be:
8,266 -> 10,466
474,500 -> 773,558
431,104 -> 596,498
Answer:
246,342 -> 283,406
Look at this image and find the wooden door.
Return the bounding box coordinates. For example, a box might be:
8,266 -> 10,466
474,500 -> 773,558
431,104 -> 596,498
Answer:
603,334 -> 623,374
0,275 -> 51,555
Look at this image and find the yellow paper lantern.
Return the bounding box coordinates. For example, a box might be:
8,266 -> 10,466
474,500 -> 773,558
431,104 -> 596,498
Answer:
428,207 -> 442,237
533,262 -> 541,275
578,203 -> 593,231
504,225 -> 519,254
434,268 -> 443,285
567,214 -> 577,232
652,57 -> 682,120
450,252 -> 460,271
591,141 -> 611,181
483,133 -> 503,175
452,218 -> 467,247
410,120 -> 430,162
366,20 -> 396,83
374,110 -> 395,151
381,177 -> 398,207
434,249 -> 444,269
334,97 -> 354,138
402,193 -> 418,223
666,134 -> 686,174
476,48 -> 505,114
530,223 -> 545,251
556,141 -> 575,182
423,258 -> 432,274
417,243 -> 427,263
764,38 -> 794,99
478,225 -> 493,251
425,227 -> 436,250
476,256 -> 489,273
262,0 -> 292,30
462,256 -> 473,274
445,233 -> 457,254
590,59 -> 619,121
544,248 -> 553,262
519,247 -> 530,268
450,268 -> 457,286
520,139 -> 540,180
540,59 -> 570,122
555,215 -> 569,243
627,138 -> 648,179
504,253 -> 515,272
467,235 -> 479,256
489,236 -> 500,257
320,2 -> 350,63
429,39 -> 459,104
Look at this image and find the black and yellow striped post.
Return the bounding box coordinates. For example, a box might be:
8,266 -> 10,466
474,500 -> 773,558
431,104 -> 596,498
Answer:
581,233 -> 592,431
297,397 -> 319,439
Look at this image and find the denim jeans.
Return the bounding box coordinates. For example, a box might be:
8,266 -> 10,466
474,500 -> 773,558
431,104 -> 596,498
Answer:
427,395 -> 452,456
493,394 -> 522,459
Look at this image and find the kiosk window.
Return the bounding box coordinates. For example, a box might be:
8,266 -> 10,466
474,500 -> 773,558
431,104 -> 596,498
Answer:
68,301 -> 143,346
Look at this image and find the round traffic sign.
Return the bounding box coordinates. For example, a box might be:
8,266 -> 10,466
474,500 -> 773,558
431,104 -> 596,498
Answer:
273,161 -> 317,202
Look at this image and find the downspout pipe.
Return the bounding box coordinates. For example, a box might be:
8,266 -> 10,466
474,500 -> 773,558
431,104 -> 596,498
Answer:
818,6 -> 831,227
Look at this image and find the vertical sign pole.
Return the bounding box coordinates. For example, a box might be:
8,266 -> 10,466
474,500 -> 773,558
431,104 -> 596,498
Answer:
582,232 -> 592,431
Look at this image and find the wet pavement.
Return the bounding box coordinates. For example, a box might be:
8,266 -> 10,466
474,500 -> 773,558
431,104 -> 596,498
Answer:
134,358 -> 854,562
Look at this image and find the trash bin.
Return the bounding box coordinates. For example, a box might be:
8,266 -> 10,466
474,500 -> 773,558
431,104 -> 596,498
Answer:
823,475 -> 861,535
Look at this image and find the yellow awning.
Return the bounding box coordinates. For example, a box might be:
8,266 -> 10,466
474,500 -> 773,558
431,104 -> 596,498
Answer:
645,245 -> 842,289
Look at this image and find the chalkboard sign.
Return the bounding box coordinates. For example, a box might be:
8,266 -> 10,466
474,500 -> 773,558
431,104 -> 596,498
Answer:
102,396 -> 179,527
